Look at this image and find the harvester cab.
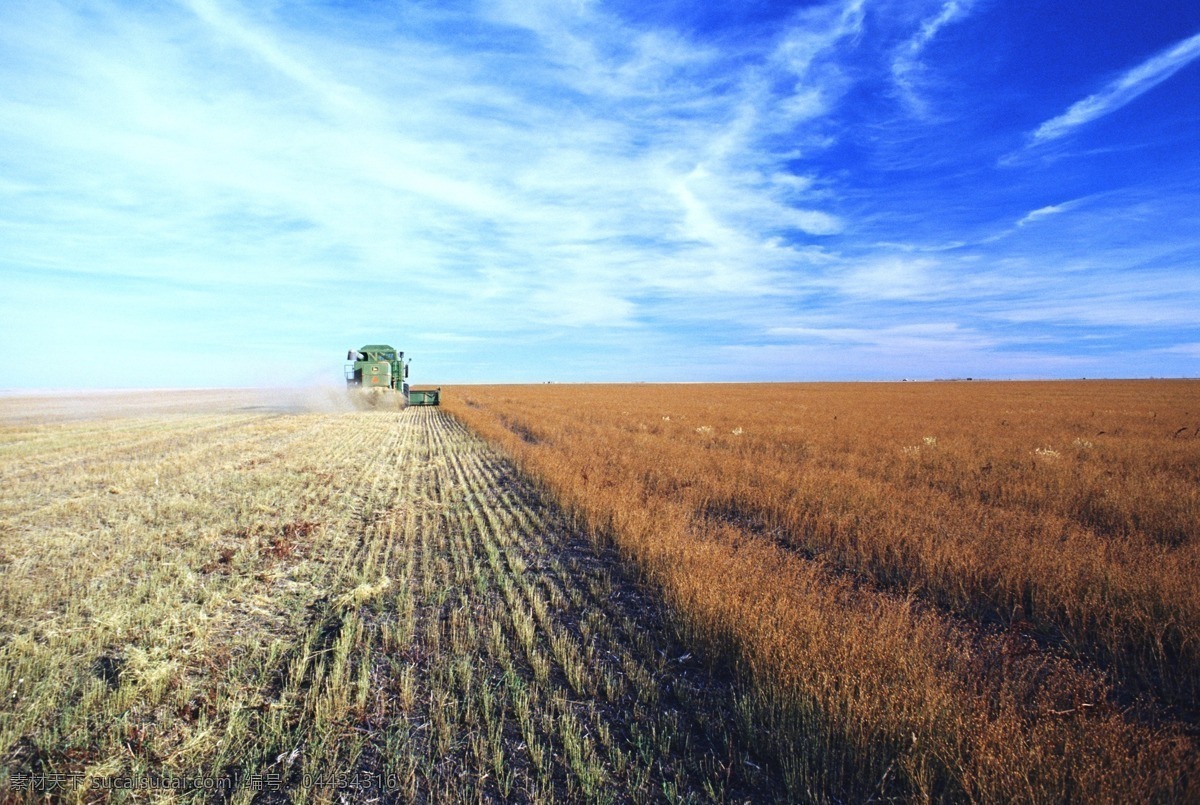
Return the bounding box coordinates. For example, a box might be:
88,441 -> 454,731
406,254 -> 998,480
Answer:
344,344 -> 439,406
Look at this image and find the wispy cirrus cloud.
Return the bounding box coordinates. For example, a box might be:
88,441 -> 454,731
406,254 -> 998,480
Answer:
1,0 -> 1197,386
1031,30 -> 1200,144
1016,198 -> 1086,227
891,0 -> 975,115
766,321 -> 998,351
0,0 -> 871,383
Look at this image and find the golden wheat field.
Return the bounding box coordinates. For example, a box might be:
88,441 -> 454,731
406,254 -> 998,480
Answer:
0,381 -> 1196,802
445,380 -> 1200,802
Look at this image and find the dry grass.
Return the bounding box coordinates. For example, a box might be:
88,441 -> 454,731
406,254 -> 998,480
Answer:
0,397 -> 774,801
444,380 -> 1200,802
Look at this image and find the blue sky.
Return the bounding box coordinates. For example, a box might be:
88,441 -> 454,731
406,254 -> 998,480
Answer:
1,0 -> 1198,387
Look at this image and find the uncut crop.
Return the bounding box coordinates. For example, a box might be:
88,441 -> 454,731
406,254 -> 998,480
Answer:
0,402 -> 779,801
444,381 -> 1199,802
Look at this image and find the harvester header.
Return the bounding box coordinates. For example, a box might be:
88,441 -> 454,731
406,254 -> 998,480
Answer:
345,344 -> 439,406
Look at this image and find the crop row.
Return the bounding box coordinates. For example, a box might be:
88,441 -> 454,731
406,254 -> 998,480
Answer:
0,404 -> 778,800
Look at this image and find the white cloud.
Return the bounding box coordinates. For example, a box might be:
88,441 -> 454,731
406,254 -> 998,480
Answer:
1160,343 -> 1200,358
716,335 -> 1092,381
766,321 -> 998,351
1016,201 -> 1079,227
530,281 -> 636,327
835,257 -> 942,300
767,0 -> 865,126
891,0 -> 975,115
1031,30 -> 1200,144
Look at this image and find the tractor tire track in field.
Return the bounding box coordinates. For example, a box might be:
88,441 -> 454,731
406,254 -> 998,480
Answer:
251,408 -> 781,803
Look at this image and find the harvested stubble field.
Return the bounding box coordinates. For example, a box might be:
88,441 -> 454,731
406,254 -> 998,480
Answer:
0,391 -> 777,801
444,380 -> 1200,802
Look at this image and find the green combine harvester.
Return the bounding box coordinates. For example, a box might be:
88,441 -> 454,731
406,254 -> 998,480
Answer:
345,344 -> 440,406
